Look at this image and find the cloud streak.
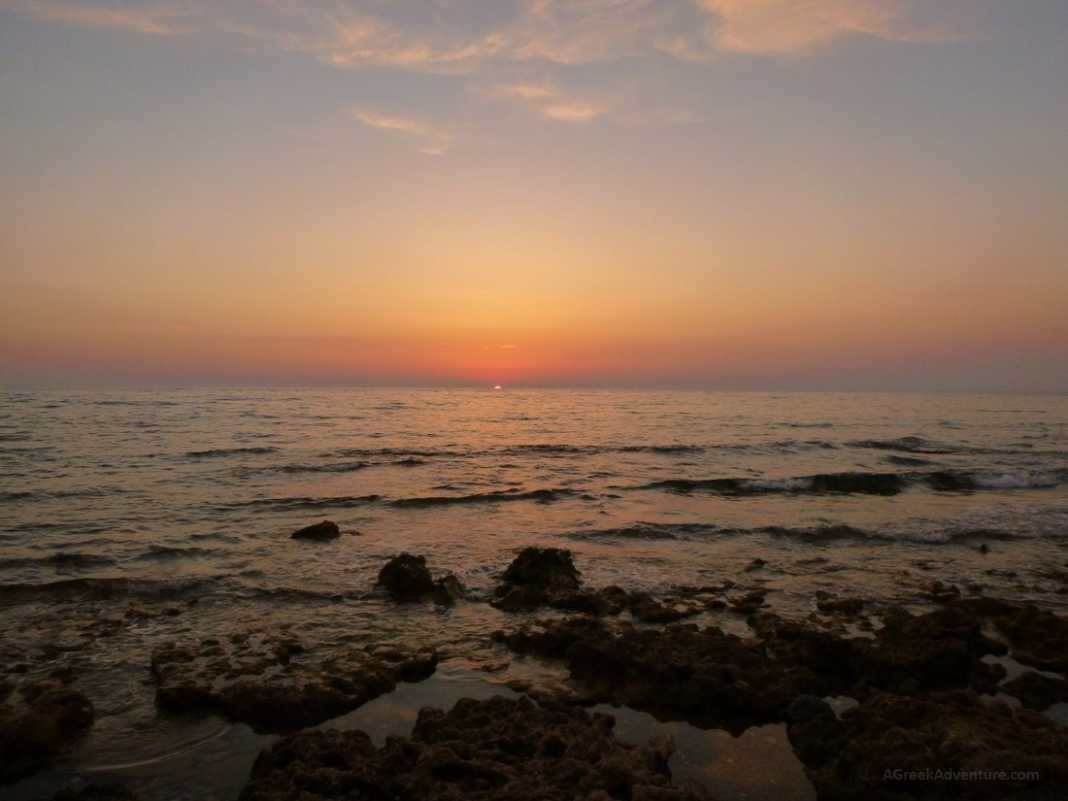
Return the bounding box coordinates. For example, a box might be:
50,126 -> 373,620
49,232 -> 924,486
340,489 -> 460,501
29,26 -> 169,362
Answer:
698,0 -> 957,54
7,0 -> 195,35
352,108 -> 452,154
492,82 -> 608,124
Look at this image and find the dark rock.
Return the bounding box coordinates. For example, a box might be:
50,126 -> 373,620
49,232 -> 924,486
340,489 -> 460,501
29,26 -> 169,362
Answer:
377,553 -> 435,598
290,520 -> 341,541
816,596 -> 866,615
745,558 -> 767,572
925,580 -> 961,603
431,574 -> 466,606
628,594 -> 692,624
729,589 -> 767,613
1002,671 -> 1068,711
500,547 -> 581,592
499,617 -> 815,732
0,680 -> 94,783
498,602 -> 1028,733
859,605 -> 1006,694
150,632 -> 436,732
995,605 -> 1068,672
238,695 -> 709,801
789,690 -> 1068,800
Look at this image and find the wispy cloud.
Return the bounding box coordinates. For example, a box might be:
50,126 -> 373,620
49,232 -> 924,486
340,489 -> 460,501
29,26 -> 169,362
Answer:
351,108 -> 452,154
491,81 -> 608,124
8,0 -> 195,35
5,0 -> 964,63
697,0 -> 960,54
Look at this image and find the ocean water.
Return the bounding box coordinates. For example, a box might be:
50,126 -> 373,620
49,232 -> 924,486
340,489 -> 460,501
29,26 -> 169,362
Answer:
2,388 -> 1067,799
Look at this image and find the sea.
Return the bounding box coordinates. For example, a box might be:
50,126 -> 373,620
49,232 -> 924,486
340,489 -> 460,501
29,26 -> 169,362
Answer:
2,388 -> 1067,799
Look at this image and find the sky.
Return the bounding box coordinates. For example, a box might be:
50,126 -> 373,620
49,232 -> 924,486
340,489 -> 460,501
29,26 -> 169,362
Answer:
1,0 -> 1066,391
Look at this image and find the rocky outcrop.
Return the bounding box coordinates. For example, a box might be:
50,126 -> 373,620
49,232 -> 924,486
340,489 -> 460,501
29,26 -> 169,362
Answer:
994,604 -> 1068,673
787,690 -> 1068,800
290,520 -> 341,540
492,548 -> 704,621
1002,671 -> 1068,711
150,631 -> 436,732
376,554 -> 466,604
501,547 -> 582,591
239,695 -> 709,801
0,679 -> 94,783
495,603 -> 1022,732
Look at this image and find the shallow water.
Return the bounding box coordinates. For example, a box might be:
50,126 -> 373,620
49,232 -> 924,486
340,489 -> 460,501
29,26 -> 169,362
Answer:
2,388 -> 1067,797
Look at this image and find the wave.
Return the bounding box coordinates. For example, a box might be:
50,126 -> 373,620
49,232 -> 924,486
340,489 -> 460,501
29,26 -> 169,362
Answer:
639,472 -> 907,496
0,576 -> 219,604
222,494 -> 382,511
185,447 -> 281,458
326,447 -> 466,458
849,436 -> 955,454
0,552 -> 117,570
241,461 -> 370,475
391,487 -> 575,508
637,469 -> 1068,497
566,521 -> 1023,546
135,545 -> 219,561
0,488 -> 125,504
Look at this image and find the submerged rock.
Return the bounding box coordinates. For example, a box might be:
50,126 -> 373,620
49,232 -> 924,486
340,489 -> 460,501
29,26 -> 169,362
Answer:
150,632 -> 436,732
238,695 -> 709,801
0,679 -> 94,783
290,520 -> 341,540
788,690 -> 1068,800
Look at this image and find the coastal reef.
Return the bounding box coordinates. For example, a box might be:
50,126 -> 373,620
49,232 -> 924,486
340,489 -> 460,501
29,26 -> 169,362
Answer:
239,694 -> 708,801
150,631 -> 437,732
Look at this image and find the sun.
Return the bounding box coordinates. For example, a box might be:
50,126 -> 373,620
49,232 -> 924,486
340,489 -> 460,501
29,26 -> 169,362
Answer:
493,384 -> 503,390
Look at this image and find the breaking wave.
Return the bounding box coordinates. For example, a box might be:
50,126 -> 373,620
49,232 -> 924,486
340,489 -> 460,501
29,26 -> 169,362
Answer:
637,469 -> 1068,497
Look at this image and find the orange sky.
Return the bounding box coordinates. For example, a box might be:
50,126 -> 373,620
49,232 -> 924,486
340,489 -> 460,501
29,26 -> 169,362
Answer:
1,1 -> 1066,390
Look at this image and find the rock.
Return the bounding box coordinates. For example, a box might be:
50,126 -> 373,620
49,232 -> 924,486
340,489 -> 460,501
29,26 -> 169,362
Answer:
745,558 -> 767,572
858,605 -> 1007,694
431,574 -> 466,606
816,596 -> 866,615
499,617 -> 812,732
925,580 -> 961,603
729,589 -> 767,613
789,690 -> 1068,800
628,594 -> 692,624
995,605 -> 1068,672
377,553 -> 435,598
497,602 -> 1026,733
1002,671 -> 1068,711
150,632 -> 436,732
238,695 -> 709,801
290,520 -> 341,540
500,547 -> 581,592
0,679 -> 94,783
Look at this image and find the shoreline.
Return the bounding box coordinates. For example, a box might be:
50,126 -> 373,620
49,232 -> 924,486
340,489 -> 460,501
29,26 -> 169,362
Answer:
4,546 -> 1067,800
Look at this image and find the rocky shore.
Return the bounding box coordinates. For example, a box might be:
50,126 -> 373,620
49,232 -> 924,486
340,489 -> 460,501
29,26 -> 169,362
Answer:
6,545 -> 1068,801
